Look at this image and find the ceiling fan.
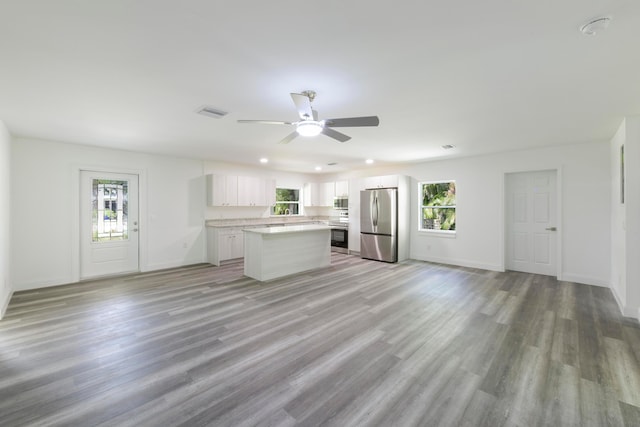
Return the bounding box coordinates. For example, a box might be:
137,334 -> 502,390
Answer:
237,90 -> 379,144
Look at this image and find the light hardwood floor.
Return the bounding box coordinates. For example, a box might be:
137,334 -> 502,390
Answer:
2,254 -> 640,426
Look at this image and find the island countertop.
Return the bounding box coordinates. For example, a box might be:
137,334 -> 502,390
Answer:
243,224 -> 331,235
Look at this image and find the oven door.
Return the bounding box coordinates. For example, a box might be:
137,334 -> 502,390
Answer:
331,228 -> 348,248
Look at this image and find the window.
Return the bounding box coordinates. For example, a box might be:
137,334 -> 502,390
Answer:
419,181 -> 456,232
92,179 -> 129,241
272,188 -> 300,215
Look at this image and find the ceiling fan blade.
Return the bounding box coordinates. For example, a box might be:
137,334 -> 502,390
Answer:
291,93 -> 314,120
278,131 -> 299,144
237,120 -> 293,125
324,116 -> 380,127
321,127 -> 351,143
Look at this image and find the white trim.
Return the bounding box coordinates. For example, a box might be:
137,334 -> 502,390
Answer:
608,282 -> 639,318
71,164 -> 147,283
556,166 -> 564,281
411,254 -> 503,272
497,171 -> 506,272
560,273 -> 610,288
610,284 -> 626,315
416,229 -> 456,238
12,276 -> 71,292
143,260 -> 203,272
0,289 -> 13,319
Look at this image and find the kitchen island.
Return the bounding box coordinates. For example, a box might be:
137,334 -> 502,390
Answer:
243,224 -> 331,281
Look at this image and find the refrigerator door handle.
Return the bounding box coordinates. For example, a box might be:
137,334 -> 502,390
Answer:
373,196 -> 379,227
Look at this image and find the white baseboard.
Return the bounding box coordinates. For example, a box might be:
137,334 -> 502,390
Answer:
12,276 -> 72,292
610,285 -> 627,316
560,273 -> 609,288
606,282 -> 638,319
0,288 -> 13,320
142,260 -> 206,273
410,254 -> 503,272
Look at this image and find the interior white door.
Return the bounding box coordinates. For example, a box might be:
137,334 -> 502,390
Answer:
506,170 -> 557,276
80,171 -> 139,279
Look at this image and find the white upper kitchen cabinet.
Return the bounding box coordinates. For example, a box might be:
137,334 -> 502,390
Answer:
265,178 -> 276,206
237,176 -> 266,206
335,180 -> 349,197
207,174 -> 238,206
304,182 -> 333,207
363,175 -> 399,189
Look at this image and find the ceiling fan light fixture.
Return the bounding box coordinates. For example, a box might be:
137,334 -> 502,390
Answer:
296,121 -> 323,137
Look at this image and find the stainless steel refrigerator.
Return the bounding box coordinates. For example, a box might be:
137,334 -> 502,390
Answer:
360,188 -> 398,262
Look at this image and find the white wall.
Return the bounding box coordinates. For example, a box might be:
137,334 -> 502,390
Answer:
11,138 -> 206,291
402,142 -> 611,286
0,120 -> 12,318
334,141 -> 611,287
9,140 -> 326,292
610,117 -> 640,318
7,134 -> 615,298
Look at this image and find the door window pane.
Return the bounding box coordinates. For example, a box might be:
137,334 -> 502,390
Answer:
92,179 -> 128,241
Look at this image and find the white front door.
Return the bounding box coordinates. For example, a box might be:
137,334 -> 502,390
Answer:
80,171 -> 139,279
506,170 -> 557,276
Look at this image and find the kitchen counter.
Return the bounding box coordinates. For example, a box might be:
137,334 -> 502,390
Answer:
243,225 -> 331,281
205,217 -> 329,228
243,224 -> 330,235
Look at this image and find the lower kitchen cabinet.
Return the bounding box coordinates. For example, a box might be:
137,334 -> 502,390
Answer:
207,227 -> 244,266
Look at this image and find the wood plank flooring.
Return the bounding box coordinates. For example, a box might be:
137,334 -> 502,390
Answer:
2,254 -> 640,426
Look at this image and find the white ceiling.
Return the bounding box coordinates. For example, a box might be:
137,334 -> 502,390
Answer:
1,1 -> 639,173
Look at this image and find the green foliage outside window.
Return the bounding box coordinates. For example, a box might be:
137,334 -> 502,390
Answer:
421,181 -> 456,231
272,188 -> 300,215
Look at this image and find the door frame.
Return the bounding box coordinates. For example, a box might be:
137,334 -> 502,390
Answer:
70,165 -> 147,283
501,167 -> 563,280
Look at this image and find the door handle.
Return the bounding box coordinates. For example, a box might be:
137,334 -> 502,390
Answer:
133,228 -> 139,232
373,196 -> 379,227
545,227 -> 557,231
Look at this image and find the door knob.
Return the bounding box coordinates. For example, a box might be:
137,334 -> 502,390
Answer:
133,228 -> 139,232
545,227 -> 557,231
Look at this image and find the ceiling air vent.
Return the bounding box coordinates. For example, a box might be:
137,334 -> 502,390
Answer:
196,105 -> 229,119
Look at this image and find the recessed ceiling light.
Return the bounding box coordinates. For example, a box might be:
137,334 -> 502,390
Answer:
365,159 -> 374,164
442,144 -> 455,150
315,166 -> 322,171
259,158 -> 268,164
580,16 -> 611,36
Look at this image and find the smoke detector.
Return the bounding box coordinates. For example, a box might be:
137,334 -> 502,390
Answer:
580,17 -> 611,36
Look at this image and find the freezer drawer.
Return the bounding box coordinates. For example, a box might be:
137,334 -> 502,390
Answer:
360,233 -> 397,263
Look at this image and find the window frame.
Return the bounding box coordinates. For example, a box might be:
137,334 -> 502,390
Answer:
271,187 -> 302,216
418,180 -> 456,234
